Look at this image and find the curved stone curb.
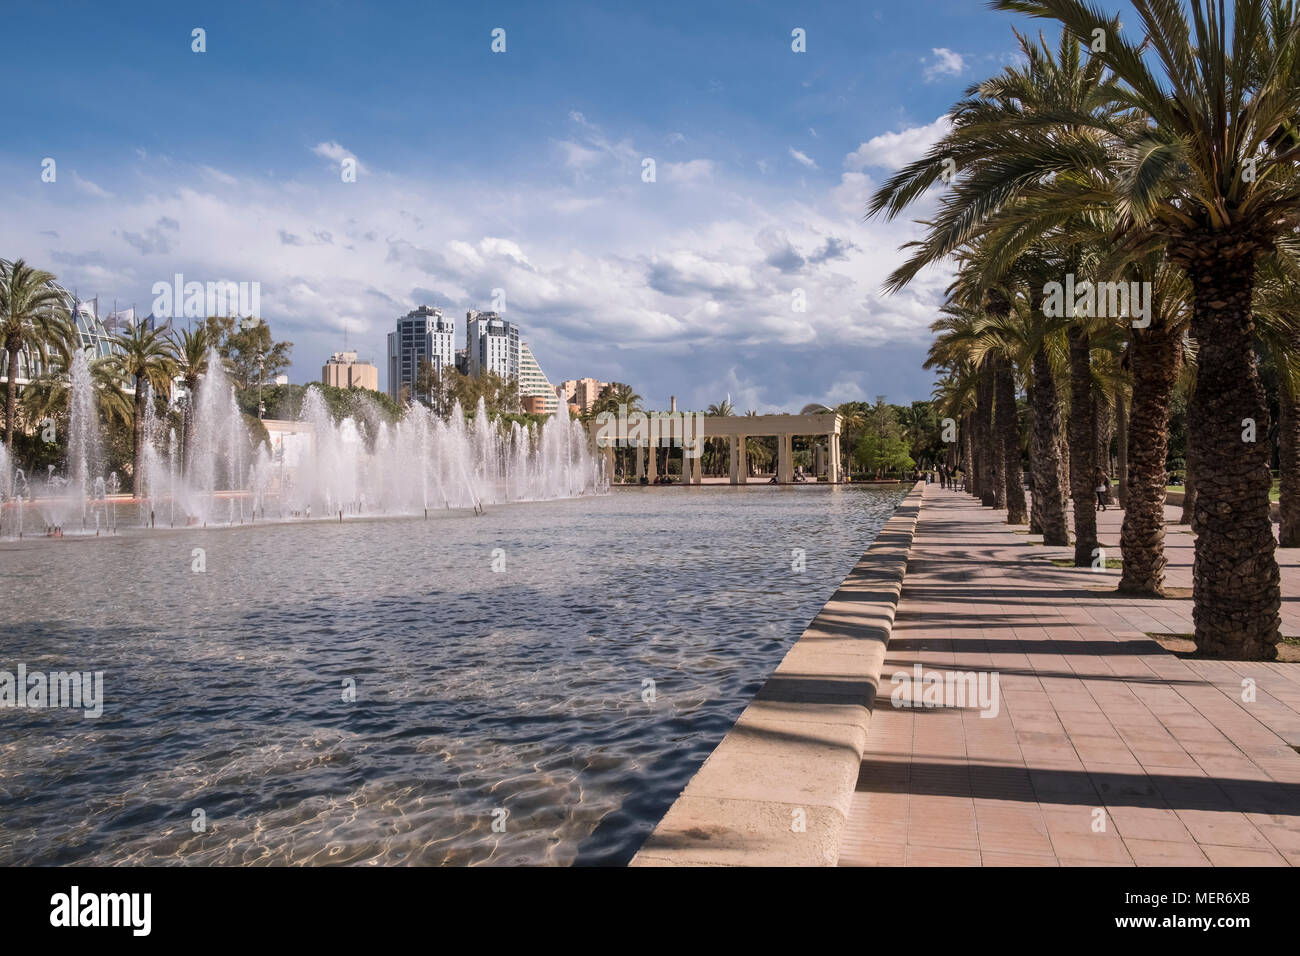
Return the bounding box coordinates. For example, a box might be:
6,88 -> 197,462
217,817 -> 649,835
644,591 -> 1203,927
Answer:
630,482 -> 925,866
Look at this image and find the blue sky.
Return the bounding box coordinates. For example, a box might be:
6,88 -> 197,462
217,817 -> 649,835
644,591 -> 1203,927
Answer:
1,0 -> 1042,410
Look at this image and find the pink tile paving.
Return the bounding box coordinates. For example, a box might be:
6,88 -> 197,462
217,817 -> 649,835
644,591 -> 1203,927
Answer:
839,484 -> 1300,867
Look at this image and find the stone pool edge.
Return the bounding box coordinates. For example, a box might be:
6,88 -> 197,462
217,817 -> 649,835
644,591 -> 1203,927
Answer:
629,481 -> 924,867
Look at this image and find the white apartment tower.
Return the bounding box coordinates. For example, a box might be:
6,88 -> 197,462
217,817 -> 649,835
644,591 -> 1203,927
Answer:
465,311 -> 519,380
387,306 -> 456,401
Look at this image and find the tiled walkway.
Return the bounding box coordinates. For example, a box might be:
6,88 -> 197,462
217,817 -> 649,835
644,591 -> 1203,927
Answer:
839,484 -> 1300,866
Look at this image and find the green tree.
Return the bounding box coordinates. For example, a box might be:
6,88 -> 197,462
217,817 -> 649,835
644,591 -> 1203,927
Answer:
705,397 -> 736,475
0,259 -> 68,449
169,323 -> 212,472
22,312 -> 130,431
107,322 -> 178,496
202,315 -> 292,389
854,431 -> 914,476
988,0 -> 1300,660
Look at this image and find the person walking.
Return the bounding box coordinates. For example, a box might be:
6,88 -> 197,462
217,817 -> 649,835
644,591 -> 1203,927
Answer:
1095,467 -> 1109,512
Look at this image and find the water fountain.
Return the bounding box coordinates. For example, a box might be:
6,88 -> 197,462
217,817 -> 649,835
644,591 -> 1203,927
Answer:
3,345 -> 606,539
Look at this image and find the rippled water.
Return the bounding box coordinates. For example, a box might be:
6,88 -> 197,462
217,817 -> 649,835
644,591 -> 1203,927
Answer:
0,484 -> 905,866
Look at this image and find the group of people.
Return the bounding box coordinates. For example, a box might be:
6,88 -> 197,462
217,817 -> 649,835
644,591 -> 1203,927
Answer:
924,461 -> 1114,511
913,463 -> 965,491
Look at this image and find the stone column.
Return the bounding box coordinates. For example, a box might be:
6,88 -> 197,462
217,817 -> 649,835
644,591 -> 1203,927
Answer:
691,445 -> 702,484
729,435 -> 740,484
603,444 -> 616,482
737,434 -> 748,484
828,433 -> 839,483
636,443 -> 645,480
646,440 -> 657,483
778,434 -> 793,483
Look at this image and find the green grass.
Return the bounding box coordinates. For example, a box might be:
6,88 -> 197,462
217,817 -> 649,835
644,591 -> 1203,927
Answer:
1162,481 -> 1279,502
1153,632 -> 1300,648
1051,557 -> 1122,569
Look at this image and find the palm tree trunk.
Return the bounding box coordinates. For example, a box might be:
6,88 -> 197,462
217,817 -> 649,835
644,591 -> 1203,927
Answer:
1030,344 -> 1069,545
133,378 -> 146,498
961,411 -> 974,494
1067,327 -> 1098,567
1095,392 -> 1113,506
1179,447 -> 1196,525
1027,381 -> 1043,534
976,369 -> 997,507
996,355 -> 1027,523
1278,366 -> 1300,547
4,343 -> 19,450
1058,420 -> 1070,494
182,398 -> 195,476
1119,321 -> 1179,596
1180,235 -> 1280,659
1116,393 -> 1129,510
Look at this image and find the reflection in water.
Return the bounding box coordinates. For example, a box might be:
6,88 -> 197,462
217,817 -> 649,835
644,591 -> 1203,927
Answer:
0,485 -> 905,865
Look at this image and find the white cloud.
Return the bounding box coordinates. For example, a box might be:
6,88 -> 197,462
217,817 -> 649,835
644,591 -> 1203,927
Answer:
557,140 -> 603,170
4,119 -> 949,408
663,159 -> 714,184
70,171 -> 112,198
310,141 -> 366,175
923,47 -> 965,81
199,165 -> 238,186
788,147 -> 818,169
844,116 -> 951,171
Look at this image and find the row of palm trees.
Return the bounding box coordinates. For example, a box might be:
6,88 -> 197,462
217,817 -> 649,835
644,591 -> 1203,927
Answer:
1,258 -> 213,489
870,0 -> 1300,661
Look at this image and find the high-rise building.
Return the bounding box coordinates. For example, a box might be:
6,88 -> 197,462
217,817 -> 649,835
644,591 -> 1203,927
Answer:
386,306 -> 455,401
518,342 -> 558,414
322,351 -> 379,392
465,311 -> 519,380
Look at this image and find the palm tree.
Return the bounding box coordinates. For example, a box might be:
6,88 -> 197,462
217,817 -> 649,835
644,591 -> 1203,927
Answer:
948,259 -> 1032,523
0,259 -> 68,449
932,367 -> 980,492
590,383 -> 642,419
1111,254 -> 1192,594
170,324 -> 211,473
872,27 -> 1120,557
589,384 -> 643,477
741,409 -> 770,476
108,322 -> 178,496
705,397 -> 736,475
21,313 -> 131,429
993,0 -> 1300,657
1251,257 -> 1300,545
927,305 -> 1008,507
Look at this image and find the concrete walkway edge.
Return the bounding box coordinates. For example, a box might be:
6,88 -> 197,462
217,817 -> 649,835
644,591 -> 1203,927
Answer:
630,482 -> 925,866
